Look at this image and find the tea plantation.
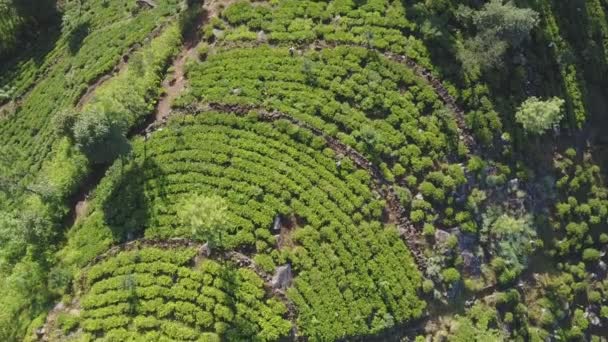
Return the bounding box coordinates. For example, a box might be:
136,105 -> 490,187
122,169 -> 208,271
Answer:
2,0 -> 608,341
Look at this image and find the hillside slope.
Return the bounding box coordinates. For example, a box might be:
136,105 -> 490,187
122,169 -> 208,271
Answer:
1,0 -> 608,341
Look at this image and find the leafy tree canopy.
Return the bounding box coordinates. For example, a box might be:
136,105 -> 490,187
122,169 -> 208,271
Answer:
177,194 -> 228,249
457,0 -> 539,76
72,108 -> 130,164
515,97 -> 565,135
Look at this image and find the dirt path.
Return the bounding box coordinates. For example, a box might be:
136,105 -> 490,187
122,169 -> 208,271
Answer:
76,23 -> 168,110
154,44 -> 199,121
152,0 -> 239,122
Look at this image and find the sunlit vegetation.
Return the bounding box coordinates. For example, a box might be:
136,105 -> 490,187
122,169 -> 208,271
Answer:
60,112 -> 425,340
184,46 -> 478,235
2,0 -> 608,340
70,247 -> 291,341
0,0 -> 180,203
0,1 -> 183,339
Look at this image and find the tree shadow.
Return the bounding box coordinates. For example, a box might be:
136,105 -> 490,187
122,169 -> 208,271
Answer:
0,0 -> 61,65
68,20 -> 91,55
179,0 -> 208,49
101,156 -> 166,242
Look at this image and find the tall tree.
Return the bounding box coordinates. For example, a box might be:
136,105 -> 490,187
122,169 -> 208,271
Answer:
72,109 -> 130,164
457,0 -> 539,76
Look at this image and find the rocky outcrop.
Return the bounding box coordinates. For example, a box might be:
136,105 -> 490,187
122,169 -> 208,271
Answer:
271,264 -> 293,290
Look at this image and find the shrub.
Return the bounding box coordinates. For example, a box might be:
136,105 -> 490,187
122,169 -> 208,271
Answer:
441,268 -> 461,284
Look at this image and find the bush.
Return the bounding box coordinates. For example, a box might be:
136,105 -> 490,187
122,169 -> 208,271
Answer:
57,313 -> 79,334
441,268 -> 461,284
582,248 -> 601,262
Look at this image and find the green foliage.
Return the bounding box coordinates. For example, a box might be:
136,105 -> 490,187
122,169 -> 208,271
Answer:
445,303 -> 505,341
72,109 -> 130,164
0,0 -> 58,60
457,0 -> 538,76
582,248 -> 600,262
63,112 -> 425,340
78,247 -> 290,341
441,267 -> 461,284
178,194 -> 228,248
57,313 -> 79,334
0,2 -> 182,338
515,97 -> 565,135
481,210 -> 537,282
551,151 -> 608,257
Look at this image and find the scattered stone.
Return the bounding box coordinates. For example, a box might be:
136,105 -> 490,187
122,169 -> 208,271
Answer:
272,215 -> 281,233
53,301 -> 66,311
36,327 -> 45,337
434,229 -> 451,245
212,29 -> 224,40
257,30 -> 267,42
136,0 -> 156,9
508,178 -> 519,192
271,264 -> 293,290
461,250 -> 481,276
199,243 -> 210,257
586,308 -> 601,326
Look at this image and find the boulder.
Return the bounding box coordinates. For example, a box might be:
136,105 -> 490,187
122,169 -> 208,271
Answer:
136,0 -> 156,8
257,30 -> 267,42
199,243 -> 210,257
272,215 -> 281,233
434,229 -> 451,245
508,178 -> 519,192
461,250 -> 481,276
271,264 -> 293,290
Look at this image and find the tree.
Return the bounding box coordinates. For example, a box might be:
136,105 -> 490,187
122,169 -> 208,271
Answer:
471,0 -> 539,46
457,0 -> 539,76
51,110 -> 78,139
72,109 -> 130,164
515,97 -> 565,135
481,210 -> 537,280
177,194 -> 228,250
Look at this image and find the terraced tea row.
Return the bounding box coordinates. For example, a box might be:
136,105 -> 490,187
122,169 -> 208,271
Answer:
67,246 -> 291,341
184,45 -> 477,234
215,0 -> 430,66
64,112 -> 425,340
213,0 -> 478,152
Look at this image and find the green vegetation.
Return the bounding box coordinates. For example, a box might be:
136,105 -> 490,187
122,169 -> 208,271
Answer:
178,194 -> 228,250
184,46 -> 478,235
456,0 -> 539,76
73,247 -> 291,341
3,0 -> 608,340
515,97 -> 565,135
0,1 -> 183,339
60,112 -> 425,340
0,0 -> 58,61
